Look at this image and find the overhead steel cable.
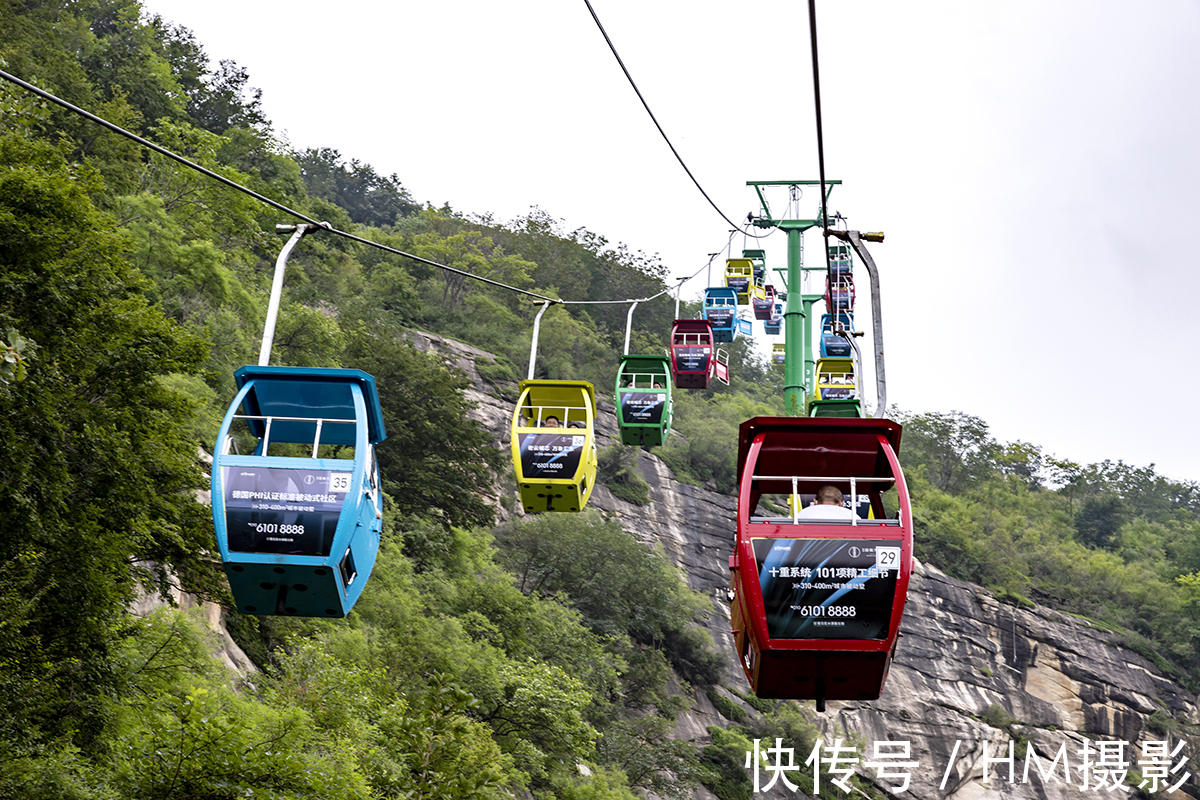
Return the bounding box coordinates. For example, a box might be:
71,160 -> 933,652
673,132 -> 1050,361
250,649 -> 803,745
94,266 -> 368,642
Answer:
581,0 -> 768,240
0,68 -> 551,304
0,67 -> 738,309
806,0 -> 834,284
1,69 -> 567,303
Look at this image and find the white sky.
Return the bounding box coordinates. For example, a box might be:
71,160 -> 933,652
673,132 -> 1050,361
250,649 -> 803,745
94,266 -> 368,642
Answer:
141,0 -> 1200,483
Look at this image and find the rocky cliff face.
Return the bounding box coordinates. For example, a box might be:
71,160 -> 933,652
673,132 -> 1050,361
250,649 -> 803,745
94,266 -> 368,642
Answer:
408,330 -> 1199,800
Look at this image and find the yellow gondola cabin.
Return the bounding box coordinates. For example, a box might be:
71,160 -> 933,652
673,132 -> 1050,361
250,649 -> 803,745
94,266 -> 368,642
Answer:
511,379 -> 598,512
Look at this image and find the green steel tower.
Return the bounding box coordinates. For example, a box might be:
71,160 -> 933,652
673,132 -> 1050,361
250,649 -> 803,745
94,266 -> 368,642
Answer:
747,180 -> 840,416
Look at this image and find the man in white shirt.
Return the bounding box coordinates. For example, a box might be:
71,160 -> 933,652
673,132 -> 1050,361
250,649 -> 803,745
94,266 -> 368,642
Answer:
796,485 -> 857,520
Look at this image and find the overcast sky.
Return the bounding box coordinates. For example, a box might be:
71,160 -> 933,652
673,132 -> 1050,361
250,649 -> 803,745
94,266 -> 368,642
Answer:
141,0 -> 1200,483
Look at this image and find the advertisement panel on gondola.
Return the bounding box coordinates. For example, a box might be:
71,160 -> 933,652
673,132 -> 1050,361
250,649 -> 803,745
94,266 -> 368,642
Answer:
619,391 -> 666,425
222,466 -> 350,556
707,307 -> 735,329
821,385 -> 855,400
753,538 -> 900,640
519,433 -> 584,479
822,333 -> 852,357
675,346 -> 710,373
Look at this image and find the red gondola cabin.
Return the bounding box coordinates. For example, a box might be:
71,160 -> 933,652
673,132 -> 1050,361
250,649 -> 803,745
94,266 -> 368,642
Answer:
728,416 -> 913,710
670,320 -> 730,389
752,285 -> 777,321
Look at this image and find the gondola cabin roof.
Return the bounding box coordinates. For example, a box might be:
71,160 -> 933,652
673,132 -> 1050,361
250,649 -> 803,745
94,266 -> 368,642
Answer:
816,357 -> 855,378
725,258 -> 754,276
232,365 -> 386,446
618,354 -> 671,375
703,287 -> 739,306
737,416 -> 902,496
516,379 -> 597,416
672,318 -> 715,340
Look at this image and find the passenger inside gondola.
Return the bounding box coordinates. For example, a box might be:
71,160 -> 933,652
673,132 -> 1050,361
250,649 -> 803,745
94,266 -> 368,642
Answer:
543,416 -> 560,428
795,485 -> 856,520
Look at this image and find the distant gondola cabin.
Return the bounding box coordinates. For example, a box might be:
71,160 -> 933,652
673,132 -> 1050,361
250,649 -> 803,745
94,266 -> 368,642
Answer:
724,258 -> 754,304
763,302 -> 783,335
744,249 -> 767,285
819,313 -> 853,358
511,380 -> 598,513
616,355 -> 673,447
753,285 -> 777,320
211,366 -> 386,617
670,319 -> 730,389
703,287 -> 739,343
728,416 -> 913,708
825,277 -> 856,312
807,357 -> 861,418
827,245 -> 852,277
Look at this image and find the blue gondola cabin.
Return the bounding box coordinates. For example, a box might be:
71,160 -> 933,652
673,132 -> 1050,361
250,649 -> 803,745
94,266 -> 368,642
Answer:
764,302 -> 783,335
511,380 -> 598,512
819,313 -> 853,358
703,287 -> 739,343
211,366 -> 386,617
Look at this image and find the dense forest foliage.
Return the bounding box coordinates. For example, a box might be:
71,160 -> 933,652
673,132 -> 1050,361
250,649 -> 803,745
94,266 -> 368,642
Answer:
3,2 -> 1200,799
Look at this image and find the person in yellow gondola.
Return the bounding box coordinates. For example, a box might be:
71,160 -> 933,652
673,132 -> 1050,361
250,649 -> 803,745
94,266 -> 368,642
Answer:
796,485 -> 856,520
543,415 -> 560,428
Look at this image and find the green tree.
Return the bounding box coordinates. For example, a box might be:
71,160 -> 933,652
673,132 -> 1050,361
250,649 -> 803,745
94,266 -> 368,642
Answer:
297,146 -> 418,227
494,513 -> 720,685
1075,494 -> 1128,549
895,409 -> 999,493
77,0 -> 187,125
0,133 -> 213,748
342,321 -> 501,529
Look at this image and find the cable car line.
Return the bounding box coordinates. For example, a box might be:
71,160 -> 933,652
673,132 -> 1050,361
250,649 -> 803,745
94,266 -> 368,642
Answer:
580,0 -> 768,240
0,68 -> 567,304
806,0 -> 835,284
0,68 -> 714,308
0,68 -> 327,228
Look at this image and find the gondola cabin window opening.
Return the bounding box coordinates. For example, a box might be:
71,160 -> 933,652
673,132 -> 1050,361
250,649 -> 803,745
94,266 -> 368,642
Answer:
517,403 -> 588,429
619,371 -> 665,389
222,413 -> 358,460
747,475 -> 898,525
674,332 -> 708,346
